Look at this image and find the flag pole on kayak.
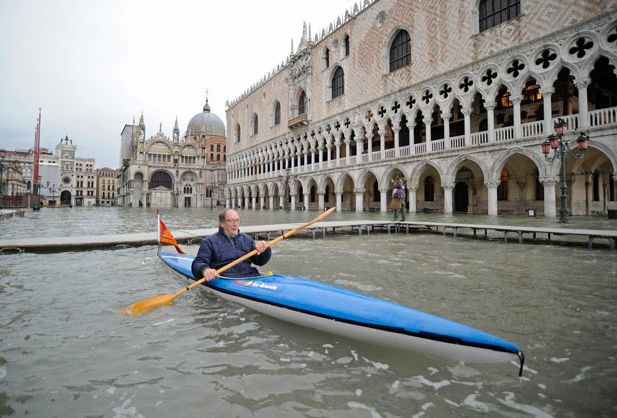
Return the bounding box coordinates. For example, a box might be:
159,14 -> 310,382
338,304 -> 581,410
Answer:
122,207 -> 336,315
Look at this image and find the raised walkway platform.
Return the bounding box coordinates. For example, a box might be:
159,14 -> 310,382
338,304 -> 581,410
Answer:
0,220 -> 615,253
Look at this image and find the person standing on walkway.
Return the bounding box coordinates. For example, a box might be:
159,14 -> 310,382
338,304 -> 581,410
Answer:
191,209 -> 271,280
390,175 -> 406,221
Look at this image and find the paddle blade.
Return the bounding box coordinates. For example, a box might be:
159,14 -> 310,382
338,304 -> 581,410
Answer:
122,293 -> 176,315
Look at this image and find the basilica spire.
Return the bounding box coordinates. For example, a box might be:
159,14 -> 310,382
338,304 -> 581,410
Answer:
173,116 -> 180,142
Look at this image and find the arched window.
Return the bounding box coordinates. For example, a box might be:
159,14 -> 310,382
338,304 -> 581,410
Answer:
235,124 -> 241,143
497,170 -> 509,201
324,48 -> 330,68
332,67 -> 345,99
252,114 -> 259,135
389,30 -> 411,72
424,176 -> 434,201
298,91 -> 306,115
183,184 -> 192,194
344,34 -> 350,56
479,0 -> 520,32
274,101 -> 281,125
150,171 -> 172,189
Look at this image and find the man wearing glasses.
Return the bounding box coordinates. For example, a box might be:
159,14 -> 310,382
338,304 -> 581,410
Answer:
192,209 -> 271,281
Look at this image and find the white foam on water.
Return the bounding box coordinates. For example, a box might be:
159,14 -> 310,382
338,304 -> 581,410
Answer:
389,380 -> 400,394
347,401 -> 382,418
415,375 -> 451,390
461,393 -> 490,413
106,386 -> 116,394
569,366 -> 591,383
112,397 -> 145,418
152,318 -> 175,327
0,367 -> 6,380
411,402 -> 435,418
498,391 -> 555,418
355,389 -> 362,397
549,357 -> 569,363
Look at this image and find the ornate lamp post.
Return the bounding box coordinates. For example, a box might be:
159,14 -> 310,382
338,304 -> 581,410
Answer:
279,168 -> 297,212
541,118 -> 589,223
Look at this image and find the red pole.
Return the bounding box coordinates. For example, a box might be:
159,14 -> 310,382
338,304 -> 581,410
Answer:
33,108 -> 41,206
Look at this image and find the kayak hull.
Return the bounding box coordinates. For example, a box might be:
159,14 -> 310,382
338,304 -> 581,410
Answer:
158,252 -> 523,368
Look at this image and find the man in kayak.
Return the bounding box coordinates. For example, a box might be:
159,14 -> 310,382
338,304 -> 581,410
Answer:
191,209 -> 271,280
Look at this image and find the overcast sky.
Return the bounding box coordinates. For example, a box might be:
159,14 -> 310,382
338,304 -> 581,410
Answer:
0,0 -> 357,168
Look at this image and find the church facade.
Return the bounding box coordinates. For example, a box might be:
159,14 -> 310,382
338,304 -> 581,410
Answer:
117,100 -> 226,208
225,0 -> 617,218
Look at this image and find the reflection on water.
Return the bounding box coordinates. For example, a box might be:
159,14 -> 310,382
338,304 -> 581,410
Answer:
0,208 -> 616,417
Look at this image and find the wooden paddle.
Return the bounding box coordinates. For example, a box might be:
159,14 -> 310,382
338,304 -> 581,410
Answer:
123,207 -> 336,315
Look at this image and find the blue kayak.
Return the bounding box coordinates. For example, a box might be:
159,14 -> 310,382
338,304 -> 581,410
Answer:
158,251 -> 524,375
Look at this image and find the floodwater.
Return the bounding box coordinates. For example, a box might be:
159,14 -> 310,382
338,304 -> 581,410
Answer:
1,207 -> 616,417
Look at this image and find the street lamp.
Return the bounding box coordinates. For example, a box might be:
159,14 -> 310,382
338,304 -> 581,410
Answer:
279,168 -> 297,212
541,117 -> 589,223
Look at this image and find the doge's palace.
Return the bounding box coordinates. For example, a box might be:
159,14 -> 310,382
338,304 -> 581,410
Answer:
225,0 -> 617,218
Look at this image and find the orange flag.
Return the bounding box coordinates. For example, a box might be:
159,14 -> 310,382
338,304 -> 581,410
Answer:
158,216 -> 185,254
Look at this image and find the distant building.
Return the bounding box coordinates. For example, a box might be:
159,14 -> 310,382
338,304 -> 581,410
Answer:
0,148 -> 53,207
117,99 -> 227,208
96,167 -> 118,206
56,136 -> 96,207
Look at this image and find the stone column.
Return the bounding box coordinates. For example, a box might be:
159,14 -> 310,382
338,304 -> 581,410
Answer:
378,124 -> 386,159
462,105 -> 472,147
355,138 -> 364,160
424,115 -> 432,149
366,126 -> 373,161
335,137 -> 341,166
576,79 -> 590,129
443,183 -> 454,214
393,125 -> 401,157
225,198 -> 230,208
290,192 -> 296,211
380,187 -> 388,213
541,88 -> 554,135
344,138 -> 351,164
486,181 -> 499,216
252,195 -> 257,210
408,187 -> 417,213
542,177 -> 558,218
335,192 -> 343,212
268,195 -> 274,211
303,193 -> 309,211
409,120 -> 416,155
442,115 -> 451,149
486,102 -> 496,142
318,192 -> 325,211
512,95 -> 522,139
354,188 -> 364,213
260,195 -> 265,209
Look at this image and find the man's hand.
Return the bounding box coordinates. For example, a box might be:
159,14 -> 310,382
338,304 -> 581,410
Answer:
255,240 -> 268,254
202,268 -> 218,281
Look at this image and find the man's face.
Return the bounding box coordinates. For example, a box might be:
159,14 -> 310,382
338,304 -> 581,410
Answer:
222,210 -> 240,236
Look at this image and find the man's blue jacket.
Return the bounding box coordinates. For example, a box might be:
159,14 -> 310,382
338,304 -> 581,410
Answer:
191,228 -> 272,279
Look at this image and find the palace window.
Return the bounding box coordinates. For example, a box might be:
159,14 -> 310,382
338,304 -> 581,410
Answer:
332,67 -> 345,99
274,101 -> 281,125
389,30 -> 411,72
235,124 -> 241,143
324,48 -> 330,68
479,0 -> 520,32
252,113 -> 259,135
298,91 -> 306,115
344,34 -> 350,56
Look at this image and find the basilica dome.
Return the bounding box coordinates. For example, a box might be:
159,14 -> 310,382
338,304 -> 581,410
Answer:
186,100 -> 226,137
